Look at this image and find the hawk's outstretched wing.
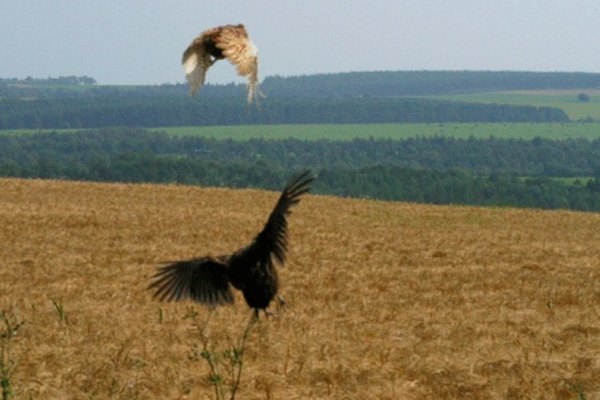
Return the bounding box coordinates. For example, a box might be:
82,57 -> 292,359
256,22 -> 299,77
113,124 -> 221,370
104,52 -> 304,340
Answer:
181,32 -> 216,96
213,25 -> 260,103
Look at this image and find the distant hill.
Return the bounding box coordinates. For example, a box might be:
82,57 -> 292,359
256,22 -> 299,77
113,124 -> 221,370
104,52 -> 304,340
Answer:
5,70 -> 599,128
3,70 -> 600,99
260,70 -> 600,97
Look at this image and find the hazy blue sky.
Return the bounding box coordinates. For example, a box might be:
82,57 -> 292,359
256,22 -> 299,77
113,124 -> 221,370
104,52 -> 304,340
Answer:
2,1 -> 599,85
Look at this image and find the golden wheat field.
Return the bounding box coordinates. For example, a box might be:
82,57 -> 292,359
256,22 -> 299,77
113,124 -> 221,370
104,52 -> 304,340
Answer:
1,177 -> 599,399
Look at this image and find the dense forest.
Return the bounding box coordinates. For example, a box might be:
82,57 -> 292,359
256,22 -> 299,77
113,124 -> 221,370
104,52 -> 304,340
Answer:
5,71 -> 598,128
1,129 -> 599,211
261,70 -> 600,97
0,96 -> 568,129
2,129 -> 599,177
2,71 -> 600,211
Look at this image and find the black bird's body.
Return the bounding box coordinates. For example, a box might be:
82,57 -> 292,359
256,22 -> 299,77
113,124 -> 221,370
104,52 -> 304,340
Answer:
149,171 -> 313,314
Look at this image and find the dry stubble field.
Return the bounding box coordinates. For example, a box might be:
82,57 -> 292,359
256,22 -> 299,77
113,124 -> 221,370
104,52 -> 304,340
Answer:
0,178 -> 599,399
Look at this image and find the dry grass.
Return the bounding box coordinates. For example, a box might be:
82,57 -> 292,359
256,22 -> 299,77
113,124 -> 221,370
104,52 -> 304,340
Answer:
1,178 -> 599,399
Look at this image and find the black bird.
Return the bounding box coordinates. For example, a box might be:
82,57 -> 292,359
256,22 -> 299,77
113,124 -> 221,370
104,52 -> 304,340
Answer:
149,170 -> 314,316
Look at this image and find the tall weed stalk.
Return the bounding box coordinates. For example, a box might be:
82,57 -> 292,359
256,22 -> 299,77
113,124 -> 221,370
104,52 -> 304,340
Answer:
0,310 -> 25,400
186,308 -> 258,400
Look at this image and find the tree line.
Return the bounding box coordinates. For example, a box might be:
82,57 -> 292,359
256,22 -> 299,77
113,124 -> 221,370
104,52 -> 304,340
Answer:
1,128 -> 599,211
2,129 -> 598,177
0,96 -> 568,129
3,70 -> 600,99
261,70 -> 600,97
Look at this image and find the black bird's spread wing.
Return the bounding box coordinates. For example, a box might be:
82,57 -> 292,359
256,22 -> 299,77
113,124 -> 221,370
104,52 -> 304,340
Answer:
230,170 -> 314,270
148,257 -> 234,306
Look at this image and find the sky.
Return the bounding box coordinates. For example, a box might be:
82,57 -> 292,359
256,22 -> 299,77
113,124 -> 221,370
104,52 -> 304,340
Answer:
1,1 -> 600,85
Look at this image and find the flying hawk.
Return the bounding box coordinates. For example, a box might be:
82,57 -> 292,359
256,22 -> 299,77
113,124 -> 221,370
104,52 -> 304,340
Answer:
182,24 -> 261,103
149,170 -> 314,316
